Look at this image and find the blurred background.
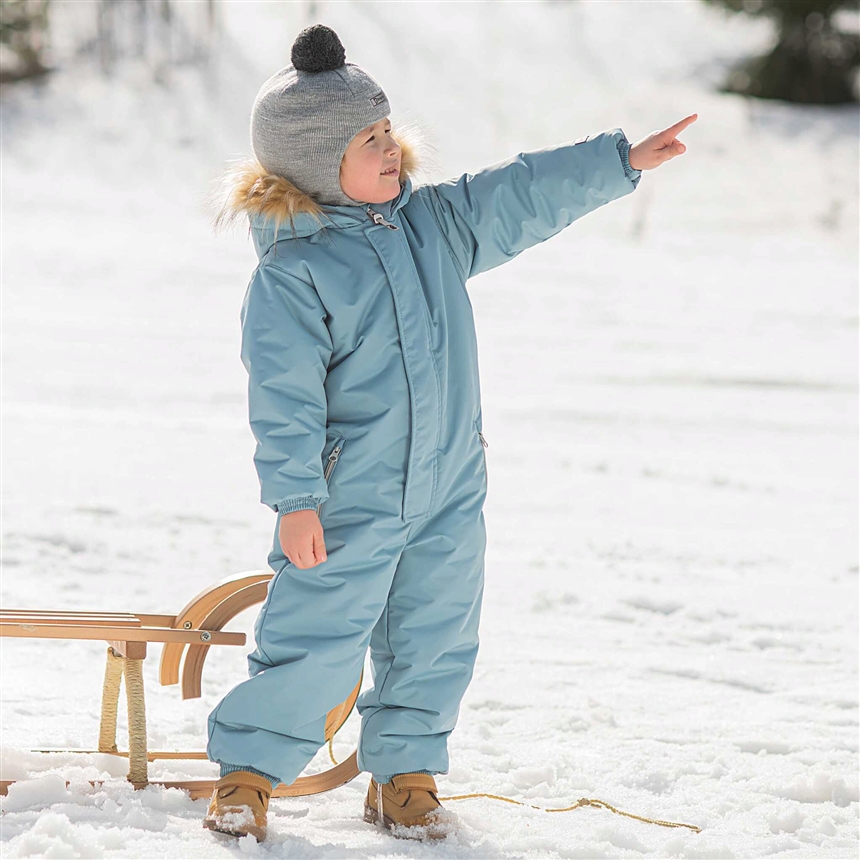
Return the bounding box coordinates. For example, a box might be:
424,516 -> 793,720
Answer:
1,2 -> 858,858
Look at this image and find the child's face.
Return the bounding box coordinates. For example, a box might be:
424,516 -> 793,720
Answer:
339,117 -> 402,205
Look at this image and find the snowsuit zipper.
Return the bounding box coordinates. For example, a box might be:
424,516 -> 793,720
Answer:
366,206 -> 399,230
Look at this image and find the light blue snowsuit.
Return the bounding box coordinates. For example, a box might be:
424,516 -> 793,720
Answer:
207,129 -> 642,786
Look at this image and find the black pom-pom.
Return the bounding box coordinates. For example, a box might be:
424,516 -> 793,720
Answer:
291,24 -> 346,73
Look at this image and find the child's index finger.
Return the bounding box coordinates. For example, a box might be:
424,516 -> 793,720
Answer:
665,113 -> 698,138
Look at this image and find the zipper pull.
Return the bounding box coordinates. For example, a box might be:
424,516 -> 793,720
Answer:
324,445 -> 342,480
366,206 -> 399,230
478,432 -> 488,449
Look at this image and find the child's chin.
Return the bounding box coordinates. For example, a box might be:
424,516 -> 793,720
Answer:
370,185 -> 401,203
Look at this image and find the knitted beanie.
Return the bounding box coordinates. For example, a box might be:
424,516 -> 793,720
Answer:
250,24 -> 391,207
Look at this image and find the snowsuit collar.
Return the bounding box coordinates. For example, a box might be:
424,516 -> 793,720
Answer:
249,177 -> 412,259
214,126 -> 421,260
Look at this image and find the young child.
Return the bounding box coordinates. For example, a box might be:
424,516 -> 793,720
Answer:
203,23 -> 696,843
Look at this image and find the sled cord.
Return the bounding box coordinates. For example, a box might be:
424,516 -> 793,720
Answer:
326,743 -> 700,833
439,792 -> 701,832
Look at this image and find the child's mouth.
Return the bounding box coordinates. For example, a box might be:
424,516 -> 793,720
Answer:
381,166 -> 399,176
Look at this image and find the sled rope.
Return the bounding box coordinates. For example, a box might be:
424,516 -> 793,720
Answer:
326,740 -> 700,833
437,792 -> 701,832
122,656 -> 148,785
98,646 -> 124,753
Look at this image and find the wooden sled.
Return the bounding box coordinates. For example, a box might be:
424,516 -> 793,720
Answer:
0,571 -> 362,800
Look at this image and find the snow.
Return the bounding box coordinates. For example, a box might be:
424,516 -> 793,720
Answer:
1,0 -> 857,857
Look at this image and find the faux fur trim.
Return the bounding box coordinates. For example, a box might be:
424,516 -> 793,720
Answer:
211,122 -> 426,236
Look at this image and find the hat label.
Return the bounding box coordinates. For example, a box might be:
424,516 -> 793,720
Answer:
369,91 -> 387,106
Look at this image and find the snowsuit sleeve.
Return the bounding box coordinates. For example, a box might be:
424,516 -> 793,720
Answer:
426,128 -> 641,280
240,261 -> 333,515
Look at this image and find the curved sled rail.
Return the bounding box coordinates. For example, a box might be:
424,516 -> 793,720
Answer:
159,570 -> 272,687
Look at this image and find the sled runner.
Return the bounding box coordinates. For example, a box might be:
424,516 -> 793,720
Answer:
0,571 -> 362,799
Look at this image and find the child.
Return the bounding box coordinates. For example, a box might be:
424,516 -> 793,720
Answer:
203,23 -> 696,843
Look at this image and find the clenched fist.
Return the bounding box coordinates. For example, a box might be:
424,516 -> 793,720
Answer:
279,509 -> 328,569
629,113 -> 698,171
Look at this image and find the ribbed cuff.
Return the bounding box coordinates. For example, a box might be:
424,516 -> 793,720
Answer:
276,495 -> 323,515
219,762 -> 281,789
616,136 -> 642,186
372,769 -> 439,785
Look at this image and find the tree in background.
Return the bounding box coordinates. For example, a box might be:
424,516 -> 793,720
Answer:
702,0 -> 860,103
94,0 -> 217,80
0,0 -> 51,84
0,0 -> 219,87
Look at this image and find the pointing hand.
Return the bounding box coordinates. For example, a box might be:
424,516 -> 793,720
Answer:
629,113 -> 698,171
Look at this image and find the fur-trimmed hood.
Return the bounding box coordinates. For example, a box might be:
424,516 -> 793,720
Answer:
212,124 -> 426,256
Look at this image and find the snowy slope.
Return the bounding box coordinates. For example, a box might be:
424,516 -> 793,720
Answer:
1,0 -> 858,857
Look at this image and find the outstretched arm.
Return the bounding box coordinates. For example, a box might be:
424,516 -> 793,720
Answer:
422,114 -> 697,281
424,127 -> 640,280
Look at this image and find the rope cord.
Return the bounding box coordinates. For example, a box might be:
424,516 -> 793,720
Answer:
326,740 -> 700,833
97,646 -> 124,753
122,657 -> 148,785
437,792 -> 701,832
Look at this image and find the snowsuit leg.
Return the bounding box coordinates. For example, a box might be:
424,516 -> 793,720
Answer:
207,426 -> 488,786
356,433 -> 488,781
206,497 -> 411,786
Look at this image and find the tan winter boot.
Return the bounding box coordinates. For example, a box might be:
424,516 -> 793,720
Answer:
202,771 -> 272,842
363,772 -> 450,840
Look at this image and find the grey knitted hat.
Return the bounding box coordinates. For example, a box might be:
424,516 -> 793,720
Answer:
250,24 -> 391,207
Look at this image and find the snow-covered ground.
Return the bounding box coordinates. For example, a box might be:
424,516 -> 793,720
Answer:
1,1 -> 858,857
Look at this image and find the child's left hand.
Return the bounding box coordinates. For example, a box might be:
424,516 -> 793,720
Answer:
629,114 -> 698,171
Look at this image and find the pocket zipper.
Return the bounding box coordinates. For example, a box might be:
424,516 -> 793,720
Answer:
317,443 -> 344,516
477,429 -> 488,477
323,444 -> 343,480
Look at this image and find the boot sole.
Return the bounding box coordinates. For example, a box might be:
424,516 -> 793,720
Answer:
363,802 -> 446,841
203,816 -> 266,843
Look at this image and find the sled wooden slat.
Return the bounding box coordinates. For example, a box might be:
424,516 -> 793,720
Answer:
0,613 -> 143,626
1,610 -> 178,627
4,609 -> 142,617
0,623 -> 244,646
